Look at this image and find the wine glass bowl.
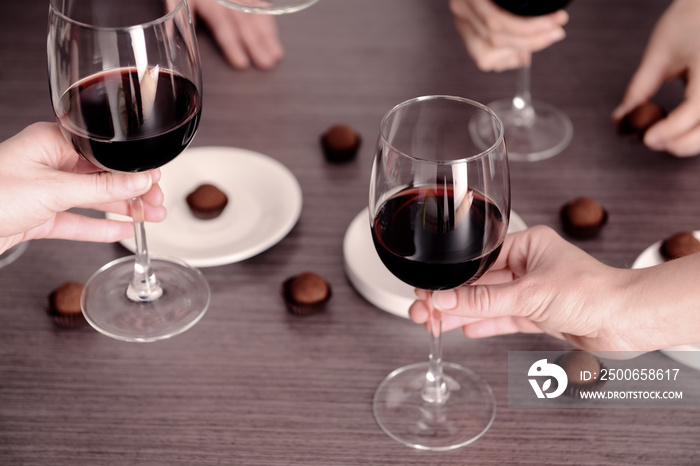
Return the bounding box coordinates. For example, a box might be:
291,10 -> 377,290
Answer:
214,0 -> 318,15
493,0 -> 572,17
47,0 -> 210,342
369,96 -> 509,450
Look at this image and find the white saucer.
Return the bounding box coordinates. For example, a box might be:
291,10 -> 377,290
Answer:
107,146 -> 302,267
632,233 -> 700,370
343,208 -> 527,319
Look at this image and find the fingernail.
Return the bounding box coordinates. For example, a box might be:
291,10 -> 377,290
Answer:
432,290 -> 457,311
128,172 -> 152,192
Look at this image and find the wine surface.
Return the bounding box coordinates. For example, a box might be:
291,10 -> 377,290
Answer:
57,67 -> 201,172
493,0 -> 572,16
371,186 -> 506,291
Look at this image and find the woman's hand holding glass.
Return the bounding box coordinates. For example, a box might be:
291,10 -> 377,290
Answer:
0,122 -> 165,255
410,225 -> 700,353
449,0 -> 568,72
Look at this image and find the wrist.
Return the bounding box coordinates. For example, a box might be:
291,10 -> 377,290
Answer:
622,257 -> 700,350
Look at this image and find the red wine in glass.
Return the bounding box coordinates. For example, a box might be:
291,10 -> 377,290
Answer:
493,0 -> 572,16
56,67 -> 201,172
372,186 -> 505,291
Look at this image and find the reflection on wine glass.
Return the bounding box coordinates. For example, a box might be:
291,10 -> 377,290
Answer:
369,96 -> 509,450
47,0 -> 210,342
0,243 -> 29,270
215,0 -> 318,15
485,0 -> 573,162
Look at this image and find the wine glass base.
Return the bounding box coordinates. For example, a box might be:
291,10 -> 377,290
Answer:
214,0 -> 318,14
81,256 -> 210,343
0,242 -> 29,269
373,361 -> 496,451
486,98 -> 573,162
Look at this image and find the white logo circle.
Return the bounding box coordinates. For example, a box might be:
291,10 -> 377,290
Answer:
528,359 -> 568,398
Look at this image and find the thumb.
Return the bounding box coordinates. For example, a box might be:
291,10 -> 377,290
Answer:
55,170 -> 154,210
431,283 -> 522,320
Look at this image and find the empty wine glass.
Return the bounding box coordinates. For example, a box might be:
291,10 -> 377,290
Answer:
47,0 -> 210,342
483,0 -> 574,162
214,0 -> 318,14
369,96 -> 509,450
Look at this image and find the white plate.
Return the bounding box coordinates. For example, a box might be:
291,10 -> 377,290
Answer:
632,232 -> 700,370
343,208 -> 527,319
107,146 -> 302,267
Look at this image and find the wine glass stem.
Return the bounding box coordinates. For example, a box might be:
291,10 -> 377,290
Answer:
126,196 -> 163,302
512,52 -> 535,127
422,304 -> 448,404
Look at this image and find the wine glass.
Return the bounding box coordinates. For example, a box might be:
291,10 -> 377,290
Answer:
481,0 -> 574,162
0,243 -> 29,269
47,0 -> 210,342
369,96 -> 509,450
214,0 -> 318,15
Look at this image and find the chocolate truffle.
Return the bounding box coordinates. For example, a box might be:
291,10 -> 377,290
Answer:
555,350 -> 606,398
186,183 -> 229,220
618,101 -> 666,139
281,272 -> 331,316
660,231 -> 700,261
560,197 -> 608,239
45,282 -> 85,328
320,124 -> 361,163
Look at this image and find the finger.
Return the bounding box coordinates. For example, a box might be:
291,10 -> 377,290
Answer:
477,227 -> 537,277
414,288 -> 431,301
441,313 -> 484,332
140,182 -> 164,210
84,200 -> 167,223
643,72 -> 700,154
652,123 -> 700,157
53,170 -> 153,213
432,274 -> 524,320
473,268 -> 514,286
37,211 -> 135,243
451,1 -> 526,70
81,171 -> 165,222
611,50 -> 670,121
409,298 -> 431,324
410,294 -> 486,328
457,23 -> 527,71
462,316 -> 545,338
199,8 -> 252,69
234,13 -> 284,70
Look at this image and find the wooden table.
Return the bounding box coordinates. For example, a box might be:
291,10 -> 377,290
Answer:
1,0 -> 698,464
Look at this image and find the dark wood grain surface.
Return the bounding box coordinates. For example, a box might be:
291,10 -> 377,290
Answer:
1,0 -> 699,464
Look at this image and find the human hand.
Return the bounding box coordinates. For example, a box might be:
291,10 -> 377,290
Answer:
612,0 -> 700,157
449,0 -> 568,71
0,123 -> 166,254
185,0 -> 284,70
409,225 -> 700,352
